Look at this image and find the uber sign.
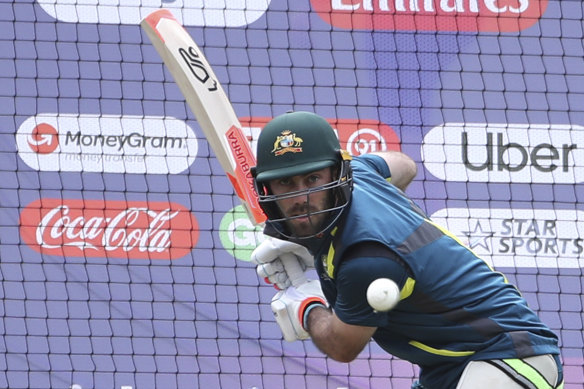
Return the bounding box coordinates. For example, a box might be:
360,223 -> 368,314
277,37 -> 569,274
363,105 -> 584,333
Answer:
422,123 -> 583,183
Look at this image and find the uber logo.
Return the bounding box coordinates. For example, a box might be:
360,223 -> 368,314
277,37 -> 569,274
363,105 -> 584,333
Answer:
462,132 -> 576,173
422,123 -> 583,183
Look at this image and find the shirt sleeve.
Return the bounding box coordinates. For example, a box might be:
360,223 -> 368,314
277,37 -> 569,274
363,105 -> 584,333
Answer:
333,244 -> 409,328
353,154 -> 392,180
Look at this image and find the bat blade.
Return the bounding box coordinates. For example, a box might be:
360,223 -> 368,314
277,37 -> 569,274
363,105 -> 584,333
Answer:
141,9 -> 264,225
141,10 -> 307,287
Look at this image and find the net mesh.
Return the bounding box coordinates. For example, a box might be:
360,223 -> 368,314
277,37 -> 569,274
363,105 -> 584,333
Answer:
1,1 -> 583,388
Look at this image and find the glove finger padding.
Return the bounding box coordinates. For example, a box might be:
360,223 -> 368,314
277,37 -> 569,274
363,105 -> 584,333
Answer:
271,280 -> 327,342
268,272 -> 292,290
252,237 -> 315,268
257,259 -> 292,289
253,237 -> 313,288
256,259 -> 284,278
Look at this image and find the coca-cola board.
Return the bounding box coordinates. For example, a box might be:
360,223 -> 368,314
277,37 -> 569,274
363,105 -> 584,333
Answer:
19,199 -> 199,260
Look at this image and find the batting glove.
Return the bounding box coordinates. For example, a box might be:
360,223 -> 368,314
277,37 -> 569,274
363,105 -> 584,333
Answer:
252,236 -> 314,289
271,279 -> 328,341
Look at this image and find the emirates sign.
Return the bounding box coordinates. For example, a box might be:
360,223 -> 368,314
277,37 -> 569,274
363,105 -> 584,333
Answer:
20,199 -> 199,260
310,0 -> 548,32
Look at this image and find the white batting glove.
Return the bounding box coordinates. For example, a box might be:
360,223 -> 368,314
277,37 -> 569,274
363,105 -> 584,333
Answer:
252,236 -> 314,289
271,280 -> 328,341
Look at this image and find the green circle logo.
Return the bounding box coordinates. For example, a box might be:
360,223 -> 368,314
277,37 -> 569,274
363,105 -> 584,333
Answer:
219,205 -> 265,261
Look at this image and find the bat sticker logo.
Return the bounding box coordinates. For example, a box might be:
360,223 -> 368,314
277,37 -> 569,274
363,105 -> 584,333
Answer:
179,46 -> 218,92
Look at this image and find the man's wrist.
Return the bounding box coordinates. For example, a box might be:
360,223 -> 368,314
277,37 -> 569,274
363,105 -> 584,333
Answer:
302,302 -> 326,331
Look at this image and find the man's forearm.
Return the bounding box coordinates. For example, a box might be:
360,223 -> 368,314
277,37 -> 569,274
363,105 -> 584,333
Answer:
305,306 -> 376,363
305,305 -> 349,361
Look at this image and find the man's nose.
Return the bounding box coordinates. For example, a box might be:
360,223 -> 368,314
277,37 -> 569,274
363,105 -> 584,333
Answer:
289,181 -> 309,201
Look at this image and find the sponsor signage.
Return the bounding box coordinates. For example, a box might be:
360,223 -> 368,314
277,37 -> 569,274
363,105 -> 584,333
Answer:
20,199 -> 199,260
16,114 -> 198,174
240,117 -> 401,157
431,208 -> 584,268
37,0 -> 271,26
422,123 -> 583,183
310,0 -> 547,32
218,205 -> 264,262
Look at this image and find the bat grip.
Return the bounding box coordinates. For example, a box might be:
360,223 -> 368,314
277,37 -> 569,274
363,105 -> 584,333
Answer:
279,253 -> 307,288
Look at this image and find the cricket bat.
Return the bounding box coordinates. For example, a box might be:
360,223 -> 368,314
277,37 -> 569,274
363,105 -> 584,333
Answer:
141,9 -> 306,287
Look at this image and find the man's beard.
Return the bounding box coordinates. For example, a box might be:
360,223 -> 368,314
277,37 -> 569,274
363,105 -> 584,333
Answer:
283,194 -> 334,237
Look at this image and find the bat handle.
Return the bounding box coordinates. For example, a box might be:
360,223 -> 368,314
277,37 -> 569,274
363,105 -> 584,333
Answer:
280,253 -> 307,288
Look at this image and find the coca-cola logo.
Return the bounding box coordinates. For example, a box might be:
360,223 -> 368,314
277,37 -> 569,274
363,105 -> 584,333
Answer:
310,0 -> 547,32
20,199 -> 199,260
240,117 -> 401,157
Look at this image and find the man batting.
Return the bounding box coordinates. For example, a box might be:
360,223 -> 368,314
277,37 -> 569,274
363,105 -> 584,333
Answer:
250,111 -> 563,389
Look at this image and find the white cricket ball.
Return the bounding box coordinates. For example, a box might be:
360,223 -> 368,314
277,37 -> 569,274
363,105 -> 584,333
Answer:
366,278 -> 400,312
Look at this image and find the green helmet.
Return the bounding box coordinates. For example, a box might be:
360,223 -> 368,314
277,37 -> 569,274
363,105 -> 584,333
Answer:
254,111 -> 342,183
252,111 -> 353,239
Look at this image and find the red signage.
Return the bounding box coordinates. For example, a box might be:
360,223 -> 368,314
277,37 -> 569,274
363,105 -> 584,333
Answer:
241,117 -> 401,156
20,199 -> 199,260
310,0 -> 547,32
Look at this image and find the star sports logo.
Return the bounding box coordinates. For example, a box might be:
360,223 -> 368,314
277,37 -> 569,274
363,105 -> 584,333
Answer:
310,0 -> 548,32
431,208 -> 584,269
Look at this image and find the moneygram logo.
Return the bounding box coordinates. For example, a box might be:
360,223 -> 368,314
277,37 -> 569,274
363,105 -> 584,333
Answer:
16,114 -> 198,174
27,123 -> 59,154
422,123 -> 583,184
38,0 -> 271,26
240,117 -> 401,157
218,205 -> 264,262
431,208 -> 584,268
310,0 -> 547,32
20,199 -> 199,260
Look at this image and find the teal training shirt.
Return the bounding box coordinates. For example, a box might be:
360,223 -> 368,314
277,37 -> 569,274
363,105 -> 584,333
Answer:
311,154 -> 560,389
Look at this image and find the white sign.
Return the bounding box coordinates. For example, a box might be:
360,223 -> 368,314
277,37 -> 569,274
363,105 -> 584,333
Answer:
16,114 -> 198,174
431,208 -> 584,268
38,0 -> 272,27
422,123 -> 584,183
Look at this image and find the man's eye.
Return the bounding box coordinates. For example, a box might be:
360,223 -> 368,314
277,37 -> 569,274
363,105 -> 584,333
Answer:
278,178 -> 291,186
307,175 -> 320,183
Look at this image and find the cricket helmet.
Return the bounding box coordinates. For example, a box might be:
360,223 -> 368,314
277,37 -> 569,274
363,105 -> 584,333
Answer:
252,111 -> 353,239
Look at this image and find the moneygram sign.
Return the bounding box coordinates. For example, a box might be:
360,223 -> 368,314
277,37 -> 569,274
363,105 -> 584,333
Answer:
431,208 -> 584,268
240,117 -> 401,157
20,199 -> 199,260
37,0 -> 271,26
422,123 -> 583,184
310,0 -> 547,32
16,114 -> 198,174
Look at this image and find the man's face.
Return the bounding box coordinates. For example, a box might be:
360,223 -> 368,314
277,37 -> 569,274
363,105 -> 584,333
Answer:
268,167 -> 335,237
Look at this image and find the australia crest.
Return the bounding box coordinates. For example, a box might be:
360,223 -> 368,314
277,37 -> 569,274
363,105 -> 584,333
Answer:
272,130 -> 303,156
